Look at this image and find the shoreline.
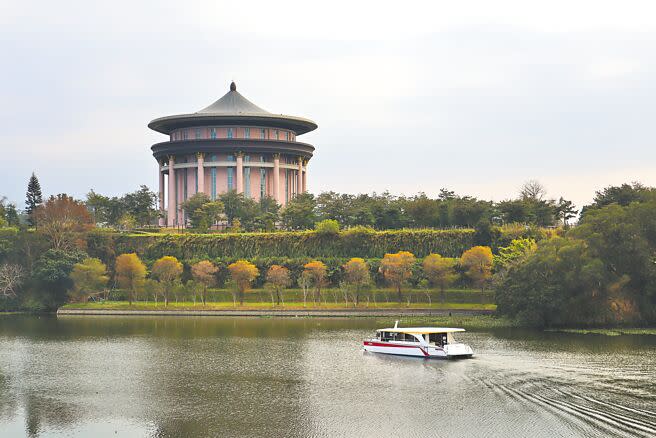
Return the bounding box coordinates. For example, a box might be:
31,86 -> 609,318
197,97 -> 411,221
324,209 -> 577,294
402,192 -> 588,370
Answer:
56,308 -> 495,317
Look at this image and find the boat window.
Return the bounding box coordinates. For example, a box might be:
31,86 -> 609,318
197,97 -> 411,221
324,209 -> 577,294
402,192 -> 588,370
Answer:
404,334 -> 418,343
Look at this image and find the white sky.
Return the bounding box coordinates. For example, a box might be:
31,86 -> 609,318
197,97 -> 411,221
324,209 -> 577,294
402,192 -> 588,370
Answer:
1,0 -> 655,210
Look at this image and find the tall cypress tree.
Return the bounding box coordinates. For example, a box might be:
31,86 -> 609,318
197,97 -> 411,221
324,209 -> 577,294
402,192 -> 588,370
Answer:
25,172 -> 43,227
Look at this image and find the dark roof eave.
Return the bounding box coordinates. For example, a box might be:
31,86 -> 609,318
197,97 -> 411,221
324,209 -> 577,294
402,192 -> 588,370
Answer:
148,113 -> 318,135
150,139 -> 315,160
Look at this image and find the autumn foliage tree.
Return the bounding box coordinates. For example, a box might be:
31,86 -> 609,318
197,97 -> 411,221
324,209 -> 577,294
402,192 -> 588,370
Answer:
69,258 -> 109,302
303,260 -> 328,305
115,253 -> 147,305
265,265 -> 291,306
35,194 -> 94,250
342,258 -> 370,306
191,260 -> 218,305
151,256 -> 183,306
460,246 -> 494,293
380,251 -> 416,302
422,253 -> 458,303
228,260 -> 259,306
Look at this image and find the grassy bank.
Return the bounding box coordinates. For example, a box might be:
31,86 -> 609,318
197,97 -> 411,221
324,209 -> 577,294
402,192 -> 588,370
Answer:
547,328 -> 656,336
61,301 -> 497,311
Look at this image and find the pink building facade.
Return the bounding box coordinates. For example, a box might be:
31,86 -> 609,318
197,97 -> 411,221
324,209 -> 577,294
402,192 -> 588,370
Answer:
149,82 -> 317,227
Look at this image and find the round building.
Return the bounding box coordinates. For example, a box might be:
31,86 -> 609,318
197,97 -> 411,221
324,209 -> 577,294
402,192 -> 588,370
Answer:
149,81 -> 317,226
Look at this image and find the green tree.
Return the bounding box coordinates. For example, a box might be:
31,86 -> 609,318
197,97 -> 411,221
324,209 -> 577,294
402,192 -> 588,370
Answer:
69,258 -> 109,302
314,219 -> 340,235
5,203 -> 20,227
182,193 -> 225,231
122,185 -> 158,226
25,172 -> 43,227
33,249 -> 87,309
281,193 -> 317,230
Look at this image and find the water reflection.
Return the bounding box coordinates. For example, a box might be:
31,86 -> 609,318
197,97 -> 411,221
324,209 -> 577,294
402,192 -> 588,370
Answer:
0,316 -> 654,437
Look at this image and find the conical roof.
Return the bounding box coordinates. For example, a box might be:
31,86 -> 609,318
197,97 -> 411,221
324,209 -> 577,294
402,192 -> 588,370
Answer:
197,82 -> 270,115
148,81 -> 317,135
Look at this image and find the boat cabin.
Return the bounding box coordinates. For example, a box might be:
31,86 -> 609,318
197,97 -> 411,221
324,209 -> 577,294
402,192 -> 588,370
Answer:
375,328 -> 465,347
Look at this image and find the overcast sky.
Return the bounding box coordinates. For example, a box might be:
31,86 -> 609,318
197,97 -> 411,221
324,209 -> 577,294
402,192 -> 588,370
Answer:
1,0 -> 655,210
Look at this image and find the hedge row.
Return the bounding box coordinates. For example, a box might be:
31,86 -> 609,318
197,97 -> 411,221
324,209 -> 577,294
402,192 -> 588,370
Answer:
87,228 -> 477,261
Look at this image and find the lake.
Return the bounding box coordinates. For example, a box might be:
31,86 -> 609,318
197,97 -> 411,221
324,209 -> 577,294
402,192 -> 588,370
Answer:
0,315 -> 654,437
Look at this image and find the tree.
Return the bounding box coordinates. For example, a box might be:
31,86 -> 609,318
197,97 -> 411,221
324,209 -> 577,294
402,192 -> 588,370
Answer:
191,260 -> 218,305
5,204 -> 19,227
380,251 -> 416,302
115,253 -> 147,306
227,260 -> 259,305
182,193 -> 225,231
342,258 -> 370,306
122,185 -> 158,226
219,191 -> 258,229
69,258 -> 109,302
314,219 -> 340,235
33,249 -> 87,309
25,172 -> 43,227
281,193 -> 317,230
35,194 -> 94,250
303,260 -> 327,304
494,238 -> 537,272
0,264 -> 24,298
519,180 -> 547,201
298,271 -> 312,308
265,265 -> 291,306
151,256 -> 183,306
460,246 -> 493,293
422,254 -> 458,303
555,197 -> 578,227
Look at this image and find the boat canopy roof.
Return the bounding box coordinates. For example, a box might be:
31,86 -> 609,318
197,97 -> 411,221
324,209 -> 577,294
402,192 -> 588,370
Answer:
376,327 -> 465,335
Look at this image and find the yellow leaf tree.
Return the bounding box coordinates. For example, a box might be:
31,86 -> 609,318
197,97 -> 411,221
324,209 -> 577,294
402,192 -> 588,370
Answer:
115,253 -> 147,306
191,260 -> 218,306
69,258 -> 109,302
151,256 -> 183,306
265,265 -> 291,306
422,253 -> 458,303
380,251 -> 416,303
460,246 -> 493,294
343,258 -> 370,306
228,260 -> 259,306
303,260 -> 327,305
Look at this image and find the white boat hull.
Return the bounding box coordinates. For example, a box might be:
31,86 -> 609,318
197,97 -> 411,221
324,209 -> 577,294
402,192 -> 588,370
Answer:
363,340 -> 473,359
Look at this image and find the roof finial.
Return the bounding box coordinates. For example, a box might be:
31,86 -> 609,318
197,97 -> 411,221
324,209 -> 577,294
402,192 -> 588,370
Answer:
230,81 -> 236,91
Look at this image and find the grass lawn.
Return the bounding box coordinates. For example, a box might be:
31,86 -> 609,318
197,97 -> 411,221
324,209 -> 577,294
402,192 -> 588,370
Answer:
61,301 -> 497,311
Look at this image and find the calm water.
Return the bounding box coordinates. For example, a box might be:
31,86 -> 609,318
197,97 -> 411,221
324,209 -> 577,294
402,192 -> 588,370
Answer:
0,316 -> 654,438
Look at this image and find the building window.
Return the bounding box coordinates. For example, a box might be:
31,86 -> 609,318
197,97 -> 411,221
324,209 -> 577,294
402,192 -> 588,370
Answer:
244,127 -> 250,138
285,131 -> 289,141
285,170 -> 289,204
227,154 -> 235,190
210,128 -> 217,139
260,128 -> 266,139
260,167 -> 266,199
195,128 -> 201,139
244,155 -> 251,198
183,168 -> 188,201
275,130 -> 279,140
228,128 -> 234,138
210,154 -> 217,200
183,130 -> 188,140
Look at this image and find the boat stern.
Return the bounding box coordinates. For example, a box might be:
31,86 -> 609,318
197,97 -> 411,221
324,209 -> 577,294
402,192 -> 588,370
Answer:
444,343 -> 473,359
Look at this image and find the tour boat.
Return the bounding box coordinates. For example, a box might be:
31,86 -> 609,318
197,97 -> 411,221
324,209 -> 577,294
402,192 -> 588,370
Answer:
363,321 -> 474,359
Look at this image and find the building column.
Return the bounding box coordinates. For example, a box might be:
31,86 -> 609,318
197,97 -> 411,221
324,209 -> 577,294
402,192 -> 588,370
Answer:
196,152 -> 205,194
273,154 -> 280,203
302,160 -> 308,193
297,157 -> 303,197
158,162 -> 165,226
167,155 -> 176,226
236,152 -> 244,194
